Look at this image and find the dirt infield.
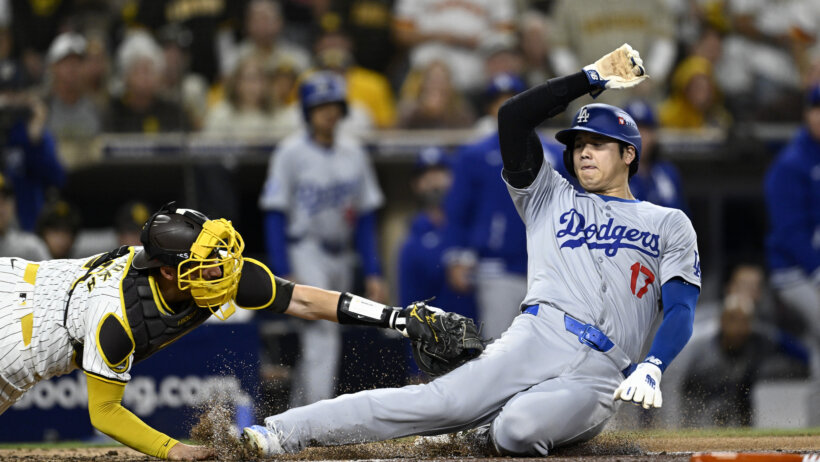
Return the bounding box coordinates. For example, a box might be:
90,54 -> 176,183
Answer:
0,432 -> 818,462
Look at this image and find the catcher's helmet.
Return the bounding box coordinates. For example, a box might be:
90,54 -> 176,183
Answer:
132,202 -> 245,319
299,71 -> 348,121
555,103 -> 641,178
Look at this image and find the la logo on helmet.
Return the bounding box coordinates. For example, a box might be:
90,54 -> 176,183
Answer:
577,107 -> 590,124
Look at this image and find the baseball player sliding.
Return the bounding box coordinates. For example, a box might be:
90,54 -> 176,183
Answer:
243,44 -> 702,456
0,202 -> 481,460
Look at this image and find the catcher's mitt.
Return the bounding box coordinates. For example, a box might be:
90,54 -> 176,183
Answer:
403,302 -> 485,377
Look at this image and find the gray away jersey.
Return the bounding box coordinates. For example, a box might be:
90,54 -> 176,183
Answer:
506,162 -> 701,362
258,132 -> 384,246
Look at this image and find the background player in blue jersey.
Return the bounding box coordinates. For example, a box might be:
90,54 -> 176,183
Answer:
764,82 -> 820,425
397,146 -> 478,377
444,73 -> 572,341
398,146 -> 476,317
243,44 -> 702,457
624,99 -> 688,213
258,71 -> 388,406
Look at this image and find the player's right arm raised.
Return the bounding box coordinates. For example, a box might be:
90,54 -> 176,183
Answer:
498,44 -> 647,189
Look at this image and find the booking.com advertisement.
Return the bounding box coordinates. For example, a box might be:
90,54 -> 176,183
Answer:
0,323 -> 259,442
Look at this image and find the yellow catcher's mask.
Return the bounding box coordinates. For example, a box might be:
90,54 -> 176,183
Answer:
176,218 -> 245,320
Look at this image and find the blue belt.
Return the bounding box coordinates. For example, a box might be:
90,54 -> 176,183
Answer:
524,305 -> 635,377
524,304 -> 635,376
524,305 -> 613,352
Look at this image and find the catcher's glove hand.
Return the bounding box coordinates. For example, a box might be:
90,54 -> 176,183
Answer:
584,43 -> 648,97
400,302 -> 485,377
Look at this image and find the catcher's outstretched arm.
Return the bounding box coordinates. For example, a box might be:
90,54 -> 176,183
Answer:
85,373 -> 178,458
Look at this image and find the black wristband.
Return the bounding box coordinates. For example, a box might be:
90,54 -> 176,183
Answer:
337,292 -> 402,329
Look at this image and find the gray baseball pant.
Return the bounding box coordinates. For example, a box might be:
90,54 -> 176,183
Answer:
264,303 -> 626,455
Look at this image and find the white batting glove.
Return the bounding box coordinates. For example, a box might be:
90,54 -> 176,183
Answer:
583,43 -> 648,97
613,362 -> 663,409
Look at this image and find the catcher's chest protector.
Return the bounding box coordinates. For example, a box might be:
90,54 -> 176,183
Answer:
121,269 -> 212,363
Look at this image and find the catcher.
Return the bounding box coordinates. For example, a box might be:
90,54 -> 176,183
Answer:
0,202 -> 482,460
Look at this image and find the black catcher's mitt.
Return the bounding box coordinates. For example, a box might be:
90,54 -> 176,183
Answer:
403,302 -> 485,377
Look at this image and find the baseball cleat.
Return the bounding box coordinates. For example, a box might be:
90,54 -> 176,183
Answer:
242,424 -> 284,456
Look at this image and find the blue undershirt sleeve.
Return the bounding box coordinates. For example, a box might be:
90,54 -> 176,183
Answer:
355,211 -> 382,277
264,211 -> 290,276
644,278 -> 700,372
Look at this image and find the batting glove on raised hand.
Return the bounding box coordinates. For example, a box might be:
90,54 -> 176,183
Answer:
584,43 -> 648,97
613,362 -> 663,409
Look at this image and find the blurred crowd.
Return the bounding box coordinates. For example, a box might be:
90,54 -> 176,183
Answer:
1,0 -> 820,430
0,0 -> 817,147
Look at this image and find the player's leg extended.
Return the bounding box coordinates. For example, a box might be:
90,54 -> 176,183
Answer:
257,307 -> 581,454
490,348 -> 623,456
475,266 -> 527,341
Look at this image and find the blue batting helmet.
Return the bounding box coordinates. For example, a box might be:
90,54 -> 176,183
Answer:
623,100 -> 658,128
299,71 -> 348,121
555,103 -> 641,178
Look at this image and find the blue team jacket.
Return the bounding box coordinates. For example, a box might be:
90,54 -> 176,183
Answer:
764,127 -> 820,276
442,132 -> 567,276
398,212 -> 477,318
629,161 -> 688,213
4,121 -> 65,231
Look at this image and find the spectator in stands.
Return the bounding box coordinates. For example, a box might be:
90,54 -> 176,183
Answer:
318,0 -> 398,77
9,0 -> 77,85
442,73 -> 569,341
0,60 -> 65,232
44,32 -> 101,142
133,0 -> 242,84
679,292 -> 809,427
104,31 -> 191,133
36,199 -> 81,259
268,62 -> 301,135
481,36 -> 524,88
82,32 -> 110,110
314,28 -> 396,129
764,83 -> 820,350
0,172 -> 49,260
156,24 -> 209,132
397,60 -> 475,129
717,0 -> 809,122
517,10 -> 555,89
659,56 -> 732,130
393,0 -> 516,93
548,0 -> 676,105
204,56 -> 274,137
115,200 -> 151,246
227,0 -> 311,78
624,100 -> 688,213
398,146 -> 475,316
